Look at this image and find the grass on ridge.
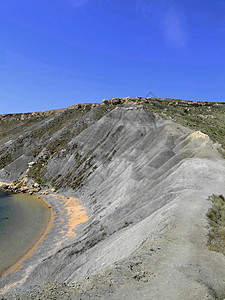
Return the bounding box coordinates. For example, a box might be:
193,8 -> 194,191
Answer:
143,99 -> 225,157
207,194 -> 225,255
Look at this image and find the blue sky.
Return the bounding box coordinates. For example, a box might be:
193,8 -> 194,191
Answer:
0,0 -> 225,113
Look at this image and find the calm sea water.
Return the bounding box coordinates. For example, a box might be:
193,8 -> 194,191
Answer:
0,192 -> 50,275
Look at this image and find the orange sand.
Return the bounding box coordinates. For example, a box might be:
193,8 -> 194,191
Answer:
50,194 -> 88,238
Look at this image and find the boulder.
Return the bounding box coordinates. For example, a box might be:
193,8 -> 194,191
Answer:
102,99 -> 108,104
111,98 -> 121,105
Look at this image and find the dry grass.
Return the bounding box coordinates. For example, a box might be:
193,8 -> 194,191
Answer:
207,194 -> 225,255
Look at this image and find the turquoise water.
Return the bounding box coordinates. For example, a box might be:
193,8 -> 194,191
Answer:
0,192 -> 50,276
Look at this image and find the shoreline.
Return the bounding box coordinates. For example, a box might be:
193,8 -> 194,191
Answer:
0,194 -> 54,294
0,190 -> 88,295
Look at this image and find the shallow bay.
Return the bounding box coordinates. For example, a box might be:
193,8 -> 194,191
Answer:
0,192 -> 50,276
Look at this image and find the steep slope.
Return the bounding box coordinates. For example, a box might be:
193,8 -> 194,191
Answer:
0,102 -> 225,299
0,104 -> 110,183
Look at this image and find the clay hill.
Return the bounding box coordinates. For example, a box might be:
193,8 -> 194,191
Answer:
0,97 -> 225,300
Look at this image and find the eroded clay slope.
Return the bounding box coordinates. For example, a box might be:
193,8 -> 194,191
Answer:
1,105 -> 225,299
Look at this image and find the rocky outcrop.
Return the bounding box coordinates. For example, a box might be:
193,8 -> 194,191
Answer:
0,176 -> 41,195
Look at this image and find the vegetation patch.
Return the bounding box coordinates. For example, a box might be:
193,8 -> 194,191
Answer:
0,114 -> 46,145
207,194 -> 225,255
27,156 -> 48,186
143,99 -> 225,157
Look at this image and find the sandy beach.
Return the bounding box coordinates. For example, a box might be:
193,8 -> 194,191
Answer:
0,191 -> 88,295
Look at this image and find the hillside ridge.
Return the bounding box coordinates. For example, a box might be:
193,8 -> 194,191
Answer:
0,98 -> 225,299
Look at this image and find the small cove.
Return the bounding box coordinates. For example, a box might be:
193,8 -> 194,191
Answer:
0,191 -> 51,278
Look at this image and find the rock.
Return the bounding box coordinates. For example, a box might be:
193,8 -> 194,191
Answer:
20,186 -> 28,192
111,98 -> 121,105
83,104 -> 91,110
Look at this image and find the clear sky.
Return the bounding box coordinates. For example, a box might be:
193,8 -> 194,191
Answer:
0,0 -> 225,113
